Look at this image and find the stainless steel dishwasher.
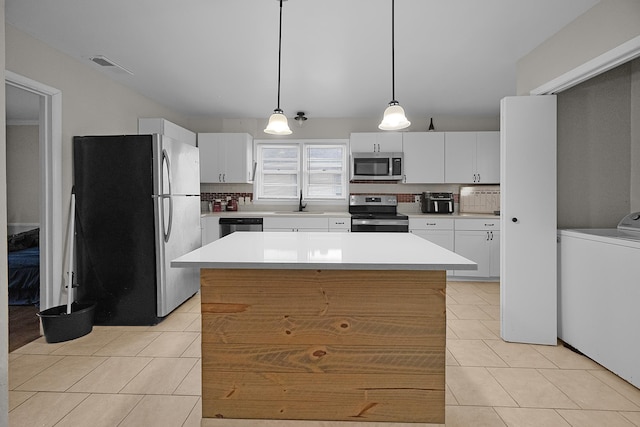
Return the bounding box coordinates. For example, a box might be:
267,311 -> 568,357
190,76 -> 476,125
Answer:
219,217 -> 263,237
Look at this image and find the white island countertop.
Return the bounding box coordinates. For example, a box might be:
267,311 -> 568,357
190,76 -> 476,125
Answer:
172,231 -> 477,271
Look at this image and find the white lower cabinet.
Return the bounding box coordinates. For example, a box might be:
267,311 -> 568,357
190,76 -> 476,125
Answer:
409,217 -> 454,275
201,216 -> 220,246
263,216 -> 329,232
453,219 -> 500,278
409,218 -> 454,251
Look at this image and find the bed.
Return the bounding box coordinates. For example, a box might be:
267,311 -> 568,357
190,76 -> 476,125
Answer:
8,228 -> 40,305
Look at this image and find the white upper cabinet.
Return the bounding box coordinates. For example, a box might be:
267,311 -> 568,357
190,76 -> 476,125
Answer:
198,133 -> 254,183
476,131 -> 500,183
445,131 -> 500,184
350,132 -> 403,153
402,132 -> 445,183
444,132 -> 476,183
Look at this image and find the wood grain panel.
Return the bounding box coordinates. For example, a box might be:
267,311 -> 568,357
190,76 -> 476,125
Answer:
202,343 -> 444,375
202,314 -> 444,345
202,371 -> 443,401
201,269 -> 446,293
203,393 -> 444,423
200,268 -> 446,423
201,269 -> 446,318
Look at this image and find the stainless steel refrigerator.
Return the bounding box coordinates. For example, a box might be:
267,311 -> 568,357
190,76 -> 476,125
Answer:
73,134 -> 201,325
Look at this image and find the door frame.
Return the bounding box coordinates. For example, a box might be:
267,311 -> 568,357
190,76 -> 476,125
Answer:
531,34 -> 640,95
6,71 -> 63,310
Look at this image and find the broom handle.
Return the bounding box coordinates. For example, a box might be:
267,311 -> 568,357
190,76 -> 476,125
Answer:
66,193 -> 76,315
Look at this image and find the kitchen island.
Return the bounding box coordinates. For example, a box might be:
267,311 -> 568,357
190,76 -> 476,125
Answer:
172,232 -> 475,425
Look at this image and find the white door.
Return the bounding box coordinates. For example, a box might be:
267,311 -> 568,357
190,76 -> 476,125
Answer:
500,95 -> 557,345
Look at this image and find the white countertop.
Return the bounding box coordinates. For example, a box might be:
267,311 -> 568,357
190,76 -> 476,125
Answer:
558,229 -> 640,249
201,211 -> 350,218
172,231 -> 477,271
201,211 -> 499,219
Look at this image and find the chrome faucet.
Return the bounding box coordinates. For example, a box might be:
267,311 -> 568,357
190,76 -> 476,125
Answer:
298,190 -> 307,212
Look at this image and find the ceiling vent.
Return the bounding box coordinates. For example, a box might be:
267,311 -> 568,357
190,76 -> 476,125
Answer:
88,55 -> 133,75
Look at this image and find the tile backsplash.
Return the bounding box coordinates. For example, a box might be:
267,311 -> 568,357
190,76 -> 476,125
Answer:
459,186 -> 501,214
200,183 -> 499,213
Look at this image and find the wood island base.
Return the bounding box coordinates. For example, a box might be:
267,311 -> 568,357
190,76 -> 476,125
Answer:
200,268 -> 446,424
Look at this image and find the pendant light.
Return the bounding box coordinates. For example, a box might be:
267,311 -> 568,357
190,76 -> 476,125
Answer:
378,0 -> 410,131
264,0 -> 292,135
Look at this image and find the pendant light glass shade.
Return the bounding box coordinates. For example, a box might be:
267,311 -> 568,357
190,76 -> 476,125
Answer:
379,101 -> 410,130
264,109 -> 292,135
379,0 -> 410,131
264,0 -> 292,135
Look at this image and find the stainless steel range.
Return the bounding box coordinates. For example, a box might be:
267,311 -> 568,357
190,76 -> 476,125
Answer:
349,195 -> 409,232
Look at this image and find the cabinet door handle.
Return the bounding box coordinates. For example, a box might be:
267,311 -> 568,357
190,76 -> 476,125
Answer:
473,173 -> 477,183
490,231 -> 493,240
477,173 -> 481,182
218,173 -> 222,182
512,217 -> 518,223
222,173 -> 226,182
373,143 -> 376,152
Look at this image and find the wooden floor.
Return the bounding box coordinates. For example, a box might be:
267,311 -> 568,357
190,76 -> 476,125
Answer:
8,305 -> 42,353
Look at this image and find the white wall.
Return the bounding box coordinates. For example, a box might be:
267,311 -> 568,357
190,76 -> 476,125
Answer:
4,23 -> 191,256
557,59 -> 636,228
1,1 -> 9,425
188,116 -> 499,138
518,0 -> 640,226
6,125 -> 39,224
517,0 -> 640,95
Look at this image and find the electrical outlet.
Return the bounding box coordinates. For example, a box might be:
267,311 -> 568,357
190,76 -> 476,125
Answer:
414,195 -> 420,203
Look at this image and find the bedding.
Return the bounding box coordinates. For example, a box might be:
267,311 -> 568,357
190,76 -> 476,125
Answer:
7,228 -> 40,305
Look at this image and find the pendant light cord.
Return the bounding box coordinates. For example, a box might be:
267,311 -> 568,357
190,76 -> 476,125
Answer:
276,0 -> 284,111
391,0 -> 396,103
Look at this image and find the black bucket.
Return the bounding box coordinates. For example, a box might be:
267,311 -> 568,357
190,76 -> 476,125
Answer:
37,302 -> 96,343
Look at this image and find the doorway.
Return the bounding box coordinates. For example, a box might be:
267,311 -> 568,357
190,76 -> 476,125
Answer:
5,71 -> 63,331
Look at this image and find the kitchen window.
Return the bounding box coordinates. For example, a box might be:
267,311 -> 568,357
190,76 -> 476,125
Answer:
254,140 -> 348,202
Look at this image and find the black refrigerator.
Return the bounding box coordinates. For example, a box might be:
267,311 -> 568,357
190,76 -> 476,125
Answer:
73,134 -> 201,325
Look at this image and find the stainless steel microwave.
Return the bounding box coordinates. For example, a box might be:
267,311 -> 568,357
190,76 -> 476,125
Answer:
351,152 -> 403,180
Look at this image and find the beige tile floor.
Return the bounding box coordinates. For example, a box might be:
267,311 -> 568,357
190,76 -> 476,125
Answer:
8,281 -> 640,427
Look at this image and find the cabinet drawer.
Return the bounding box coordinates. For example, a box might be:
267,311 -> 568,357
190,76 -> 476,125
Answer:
329,217 -> 350,230
454,219 -> 499,231
263,216 -> 329,230
409,218 -> 454,230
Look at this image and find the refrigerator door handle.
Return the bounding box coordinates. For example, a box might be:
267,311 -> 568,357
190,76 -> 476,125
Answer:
162,149 -> 173,243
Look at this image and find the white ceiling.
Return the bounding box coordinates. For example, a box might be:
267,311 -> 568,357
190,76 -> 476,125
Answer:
5,0 -> 599,122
